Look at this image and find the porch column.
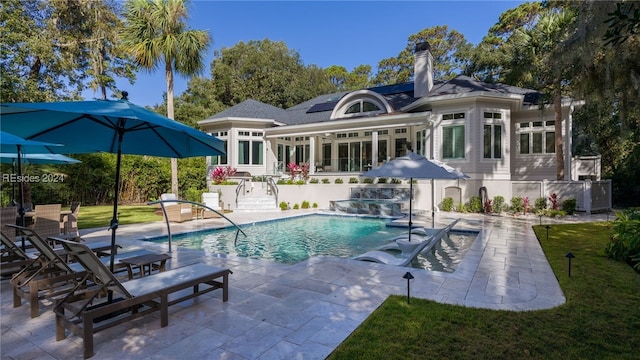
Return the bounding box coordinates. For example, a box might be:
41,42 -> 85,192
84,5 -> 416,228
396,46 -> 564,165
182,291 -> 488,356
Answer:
566,105 -> 574,181
372,131 -> 379,168
309,136 -> 316,175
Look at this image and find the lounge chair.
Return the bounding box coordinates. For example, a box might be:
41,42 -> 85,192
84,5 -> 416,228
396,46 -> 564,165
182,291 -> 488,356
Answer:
159,193 -> 193,222
377,218 -> 461,252
8,225 -> 134,318
353,227 -> 448,266
1,206 -> 17,236
1,231 -> 38,276
55,239 -> 232,359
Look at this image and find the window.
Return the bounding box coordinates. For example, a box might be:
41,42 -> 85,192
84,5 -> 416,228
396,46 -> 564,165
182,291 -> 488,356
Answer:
483,112 -> 503,159
238,141 -> 250,164
442,125 -> 465,159
344,100 -> 381,115
395,138 -> 407,157
322,143 -> 331,167
252,141 -> 263,165
211,140 -> 227,165
442,113 -> 465,120
518,121 -> 555,155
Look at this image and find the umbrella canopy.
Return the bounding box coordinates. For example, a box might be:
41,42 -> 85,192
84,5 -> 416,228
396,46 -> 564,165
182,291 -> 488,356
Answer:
1,99 -> 225,272
0,131 -> 68,248
362,151 -> 468,238
0,153 -> 81,165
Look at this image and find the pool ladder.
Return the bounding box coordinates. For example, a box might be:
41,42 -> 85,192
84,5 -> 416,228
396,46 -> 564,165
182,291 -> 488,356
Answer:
147,199 -> 247,253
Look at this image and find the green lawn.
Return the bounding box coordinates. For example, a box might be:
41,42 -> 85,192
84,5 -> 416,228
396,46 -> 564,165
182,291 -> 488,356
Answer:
328,221 -> 640,359
77,205 -> 164,229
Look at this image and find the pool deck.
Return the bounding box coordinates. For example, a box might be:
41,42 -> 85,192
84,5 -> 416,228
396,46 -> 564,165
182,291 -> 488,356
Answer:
1,210 -> 611,359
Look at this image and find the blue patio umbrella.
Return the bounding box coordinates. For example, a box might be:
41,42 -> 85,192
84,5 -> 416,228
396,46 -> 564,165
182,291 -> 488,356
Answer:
0,131 -> 67,248
0,153 -> 81,165
1,97 -> 225,271
362,151 -> 468,239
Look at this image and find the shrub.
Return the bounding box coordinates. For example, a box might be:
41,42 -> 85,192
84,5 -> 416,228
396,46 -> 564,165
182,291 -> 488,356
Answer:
562,198 -> 577,215
483,199 -> 493,213
301,200 -> 310,209
535,197 -> 547,212
363,178 -> 374,184
390,178 -> 402,184
377,178 -> 387,184
334,178 -> 344,184
279,201 -> 288,210
469,196 -> 483,213
321,178 -> 330,184
522,196 -> 530,214
548,193 -> 560,210
184,187 -> 204,203
312,202 -> 318,208
295,180 -> 305,185
441,197 -> 454,212
510,196 -> 524,214
493,195 -> 505,213
606,208 -> 640,270
209,166 -> 237,184
293,203 -> 300,209
309,178 -> 319,184
349,177 -> 359,184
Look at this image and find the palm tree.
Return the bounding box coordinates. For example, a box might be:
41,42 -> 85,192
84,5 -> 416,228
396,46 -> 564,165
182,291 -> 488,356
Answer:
121,0 -> 210,195
505,8 -> 577,180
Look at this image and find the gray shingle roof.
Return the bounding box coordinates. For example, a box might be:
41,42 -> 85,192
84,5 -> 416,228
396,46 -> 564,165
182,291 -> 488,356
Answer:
205,75 -> 544,126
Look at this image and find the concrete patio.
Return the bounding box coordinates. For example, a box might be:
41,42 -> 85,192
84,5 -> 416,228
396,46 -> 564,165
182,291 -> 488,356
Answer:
0,210 -> 610,359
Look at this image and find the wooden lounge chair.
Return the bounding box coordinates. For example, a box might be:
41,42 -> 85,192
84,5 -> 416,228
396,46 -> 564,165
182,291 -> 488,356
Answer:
55,239 -> 232,359
201,192 -> 222,219
8,225 -> 127,318
0,231 -> 38,276
61,202 -> 81,241
1,206 -> 17,236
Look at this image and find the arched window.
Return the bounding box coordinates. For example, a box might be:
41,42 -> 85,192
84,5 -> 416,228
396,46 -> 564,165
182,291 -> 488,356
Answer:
345,101 -> 381,114
330,90 -> 392,119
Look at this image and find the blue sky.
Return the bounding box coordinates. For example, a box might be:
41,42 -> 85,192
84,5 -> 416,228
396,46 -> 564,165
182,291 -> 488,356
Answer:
90,1 -> 526,108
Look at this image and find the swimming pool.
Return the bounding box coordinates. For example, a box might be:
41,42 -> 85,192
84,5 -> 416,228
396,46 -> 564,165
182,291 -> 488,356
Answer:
148,214 -> 477,271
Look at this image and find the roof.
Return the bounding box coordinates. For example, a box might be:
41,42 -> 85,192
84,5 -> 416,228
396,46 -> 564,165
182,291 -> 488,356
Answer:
202,75 -> 544,126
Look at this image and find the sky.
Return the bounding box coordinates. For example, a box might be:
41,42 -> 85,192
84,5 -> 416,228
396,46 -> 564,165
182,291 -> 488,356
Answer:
87,1 -> 527,108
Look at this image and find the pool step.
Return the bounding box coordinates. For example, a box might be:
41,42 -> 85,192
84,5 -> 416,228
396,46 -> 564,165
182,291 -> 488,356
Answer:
235,191 -> 279,212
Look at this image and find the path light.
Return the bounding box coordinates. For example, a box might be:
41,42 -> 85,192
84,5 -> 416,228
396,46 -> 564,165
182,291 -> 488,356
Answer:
403,272 -> 414,304
545,225 -> 551,241
565,252 -> 575,277
539,214 -> 543,225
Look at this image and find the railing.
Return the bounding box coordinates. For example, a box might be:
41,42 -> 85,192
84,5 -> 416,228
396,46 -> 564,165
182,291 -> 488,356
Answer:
235,178 -> 246,206
266,176 -> 279,206
147,199 -> 248,251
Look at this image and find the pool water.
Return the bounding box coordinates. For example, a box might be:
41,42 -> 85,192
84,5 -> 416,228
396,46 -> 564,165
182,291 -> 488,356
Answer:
148,214 -> 477,271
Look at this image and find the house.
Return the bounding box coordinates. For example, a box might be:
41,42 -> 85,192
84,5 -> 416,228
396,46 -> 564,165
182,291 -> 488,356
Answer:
198,43 -> 609,213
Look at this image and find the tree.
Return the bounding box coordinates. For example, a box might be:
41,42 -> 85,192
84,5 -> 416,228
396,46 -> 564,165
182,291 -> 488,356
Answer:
210,39 -> 335,108
325,64 -> 372,91
373,25 -> 471,85
0,0 -> 133,102
121,0 -> 211,196
467,3 -> 576,180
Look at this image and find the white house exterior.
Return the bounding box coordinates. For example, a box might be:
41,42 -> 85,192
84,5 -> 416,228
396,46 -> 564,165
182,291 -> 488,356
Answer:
198,43 -> 608,213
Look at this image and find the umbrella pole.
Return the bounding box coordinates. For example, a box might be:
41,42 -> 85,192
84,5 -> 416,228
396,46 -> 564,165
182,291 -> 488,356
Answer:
432,179 -> 435,228
17,145 -> 26,250
109,131 -> 124,274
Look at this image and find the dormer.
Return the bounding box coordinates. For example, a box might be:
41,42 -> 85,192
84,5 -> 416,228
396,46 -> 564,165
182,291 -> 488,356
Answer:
329,90 -> 393,119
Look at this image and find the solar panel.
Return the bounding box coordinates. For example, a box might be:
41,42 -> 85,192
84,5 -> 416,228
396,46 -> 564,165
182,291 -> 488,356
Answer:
306,101 -> 338,114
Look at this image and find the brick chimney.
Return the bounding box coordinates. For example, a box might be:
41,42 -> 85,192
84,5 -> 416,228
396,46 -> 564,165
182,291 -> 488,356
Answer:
414,42 -> 433,98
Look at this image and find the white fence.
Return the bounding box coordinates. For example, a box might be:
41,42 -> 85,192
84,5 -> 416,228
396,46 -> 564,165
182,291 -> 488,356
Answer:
512,179 -> 612,213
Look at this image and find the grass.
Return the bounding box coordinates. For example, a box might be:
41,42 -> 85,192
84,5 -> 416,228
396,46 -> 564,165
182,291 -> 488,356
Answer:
77,205 -> 163,229
327,221 -> 640,359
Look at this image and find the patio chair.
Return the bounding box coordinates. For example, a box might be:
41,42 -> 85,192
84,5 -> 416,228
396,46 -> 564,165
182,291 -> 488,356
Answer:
159,193 -> 192,222
61,202 -> 81,241
54,239 -> 232,359
201,192 -> 222,219
1,206 -> 17,236
8,225 -> 154,318
378,218 -> 461,252
32,203 -> 63,242
353,227 -> 448,266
